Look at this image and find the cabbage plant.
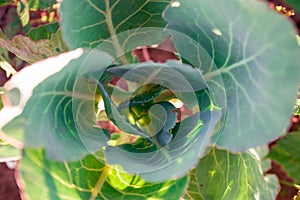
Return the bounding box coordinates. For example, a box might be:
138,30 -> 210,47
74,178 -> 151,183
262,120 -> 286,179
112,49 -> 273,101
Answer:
0,0 -> 300,199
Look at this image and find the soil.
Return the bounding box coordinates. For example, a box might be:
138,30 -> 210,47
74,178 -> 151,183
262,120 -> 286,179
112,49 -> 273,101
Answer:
0,163 -> 20,200
0,1 -> 299,200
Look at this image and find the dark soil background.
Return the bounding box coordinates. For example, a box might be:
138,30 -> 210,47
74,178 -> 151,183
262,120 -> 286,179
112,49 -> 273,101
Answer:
0,0 -> 299,199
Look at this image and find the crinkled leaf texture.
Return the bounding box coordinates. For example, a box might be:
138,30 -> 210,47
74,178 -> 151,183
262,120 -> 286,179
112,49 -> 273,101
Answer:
0,49 -> 114,161
18,148 -> 188,200
193,147 -> 278,200
0,30 -> 66,64
164,0 -> 300,151
0,140 -> 21,162
268,130 -> 300,183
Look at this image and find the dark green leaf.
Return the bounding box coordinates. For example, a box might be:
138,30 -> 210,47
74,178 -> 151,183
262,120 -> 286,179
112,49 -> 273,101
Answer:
195,148 -> 279,200
268,130 -> 300,183
154,102 -> 177,146
27,0 -> 56,9
18,148 -> 188,200
284,0 -> 300,14
165,0 -> 300,151
27,22 -> 59,41
17,0 -> 30,26
0,49 -> 114,161
0,0 -> 12,6
60,0 -> 170,64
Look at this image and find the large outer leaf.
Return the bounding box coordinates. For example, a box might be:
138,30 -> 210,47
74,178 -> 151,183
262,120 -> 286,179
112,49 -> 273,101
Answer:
60,0 -> 169,51
195,148 -> 279,200
0,49 -> 113,161
164,0 -> 300,151
268,130 -> 300,183
18,148 -> 188,200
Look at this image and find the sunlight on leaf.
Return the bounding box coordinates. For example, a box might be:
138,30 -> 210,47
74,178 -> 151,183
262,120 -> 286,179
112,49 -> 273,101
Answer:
195,148 -> 279,200
165,0 -> 300,151
0,49 -> 108,160
18,148 -> 188,200
0,59 -> 16,77
17,0 -> 30,26
0,140 -> 21,162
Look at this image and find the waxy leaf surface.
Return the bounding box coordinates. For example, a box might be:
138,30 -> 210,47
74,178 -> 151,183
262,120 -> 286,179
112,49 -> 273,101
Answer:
165,0 -> 300,151
18,148 -> 188,200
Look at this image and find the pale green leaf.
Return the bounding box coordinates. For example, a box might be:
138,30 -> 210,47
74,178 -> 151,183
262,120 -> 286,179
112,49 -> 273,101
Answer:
296,35 -> 300,46
0,59 -> 17,77
0,140 -> 21,162
17,0 -> 30,26
182,169 -> 204,200
0,49 -> 113,161
18,148 -> 188,200
195,148 -> 279,200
